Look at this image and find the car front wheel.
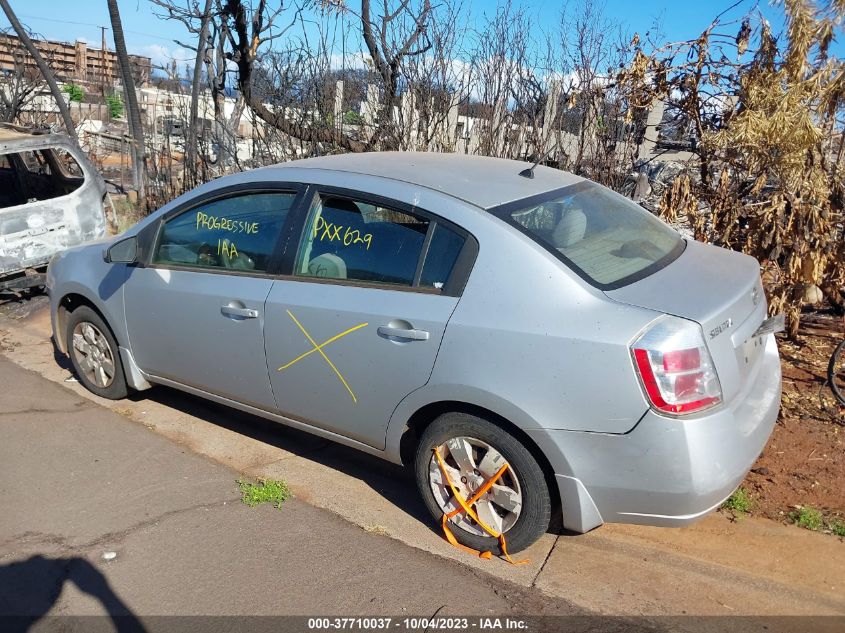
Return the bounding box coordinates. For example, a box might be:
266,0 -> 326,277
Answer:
66,306 -> 128,400
415,412 -> 552,555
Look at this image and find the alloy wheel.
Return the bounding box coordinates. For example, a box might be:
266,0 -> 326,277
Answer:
428,436 -> 523,537
71,321 -> 116,389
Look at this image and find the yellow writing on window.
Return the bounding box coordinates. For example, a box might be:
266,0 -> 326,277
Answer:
196,211 -> 259,235
313,216 -> 372,250
217,238 -> 238,259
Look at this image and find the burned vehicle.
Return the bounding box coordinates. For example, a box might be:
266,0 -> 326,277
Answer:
0,124 -> 108,291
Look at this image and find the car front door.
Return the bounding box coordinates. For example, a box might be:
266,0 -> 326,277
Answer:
264,190 -> 474,449
124,188 -> 300,409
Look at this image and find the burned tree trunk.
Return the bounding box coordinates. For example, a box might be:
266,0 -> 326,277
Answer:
0,0 -> 76,137
185,0 -> 213,187
107,0 -> 146,207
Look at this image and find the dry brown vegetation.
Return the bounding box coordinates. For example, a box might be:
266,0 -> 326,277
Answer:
622,0 -> 845,336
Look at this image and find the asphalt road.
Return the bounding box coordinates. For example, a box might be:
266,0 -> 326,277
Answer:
0,354 -> 649,633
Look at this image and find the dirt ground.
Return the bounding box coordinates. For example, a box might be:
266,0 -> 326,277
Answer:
742,311 -> 845,525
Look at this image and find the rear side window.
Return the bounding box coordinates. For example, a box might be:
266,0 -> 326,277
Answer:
0,148 -> 85,210
154,191 -> 295,272
495,181 -> 683,288
296,195 -> 429,286
420,224 -> 465,290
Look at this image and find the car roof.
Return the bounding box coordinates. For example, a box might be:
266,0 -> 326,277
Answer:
273,152 -> 583,209
0,124 -> 74,151
0,128 -> 30,142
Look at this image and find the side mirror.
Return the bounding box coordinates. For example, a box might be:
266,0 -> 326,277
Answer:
104,236 -> 138,264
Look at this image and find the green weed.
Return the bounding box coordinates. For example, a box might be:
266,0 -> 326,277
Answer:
827,519 -> 845,537
789,506 -> 824,531
237,478 -> 292,510
722,487 -> 753,514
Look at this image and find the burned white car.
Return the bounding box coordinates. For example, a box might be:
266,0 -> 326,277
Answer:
0,124 -> 108,291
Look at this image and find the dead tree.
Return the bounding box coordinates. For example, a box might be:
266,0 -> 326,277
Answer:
399,0 -> 471,151
188,0 -> 214,183
0,31 -> 51,124
221,0 -> 367,152
617,1 -> 845,333
107,0 -> 147,206
468,1 -> 523,158
216,1 -> 437,153
152,0 -> 215,186
0,0 -> 76,136
359,0 -> 433,149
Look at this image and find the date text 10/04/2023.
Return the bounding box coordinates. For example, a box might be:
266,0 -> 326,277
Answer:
307,618 -> 528,630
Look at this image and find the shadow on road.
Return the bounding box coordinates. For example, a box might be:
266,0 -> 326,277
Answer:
134,383 -> 571,539
128,384 -> 568,538
134,383 -> 434,527
0,554 -> 145,632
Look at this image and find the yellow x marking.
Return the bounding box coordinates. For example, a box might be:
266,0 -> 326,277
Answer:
277,310 -> 368,403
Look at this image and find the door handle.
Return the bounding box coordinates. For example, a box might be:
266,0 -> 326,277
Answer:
377,325 -> 430,341
221,305 -> 259,319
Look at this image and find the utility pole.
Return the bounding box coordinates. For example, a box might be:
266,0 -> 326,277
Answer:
100,26 -> 108,93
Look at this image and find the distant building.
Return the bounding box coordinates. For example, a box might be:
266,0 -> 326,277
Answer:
0,34 -> 151,88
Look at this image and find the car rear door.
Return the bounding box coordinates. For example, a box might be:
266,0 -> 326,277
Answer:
264,188 -> 475,449
123,186 -> 302,409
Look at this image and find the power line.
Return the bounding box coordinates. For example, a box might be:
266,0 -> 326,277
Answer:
11,12 -> 177,42
16,13 -> 104,30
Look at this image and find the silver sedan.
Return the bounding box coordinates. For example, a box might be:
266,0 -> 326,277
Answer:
47,153 -> 782,554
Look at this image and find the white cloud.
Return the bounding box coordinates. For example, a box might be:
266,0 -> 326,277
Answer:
136,43 -> 194,69
328,51 -> 371,71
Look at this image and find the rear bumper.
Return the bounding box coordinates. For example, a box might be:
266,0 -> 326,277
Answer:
528,333 -> 781,533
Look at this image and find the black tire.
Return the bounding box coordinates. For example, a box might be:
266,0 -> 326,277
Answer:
65,306 -> 128,400
829,339 -> 845,407
415,412 -> 552,555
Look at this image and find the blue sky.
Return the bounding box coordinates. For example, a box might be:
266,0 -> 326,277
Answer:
0,0 -> 824,71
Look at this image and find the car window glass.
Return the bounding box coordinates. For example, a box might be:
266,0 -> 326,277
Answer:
154,191 -> 295,272
420,224 -> 465,290
296,195 -> 429,286
505,183 -> 682,286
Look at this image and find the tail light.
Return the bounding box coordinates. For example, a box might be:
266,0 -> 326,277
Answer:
631,316 -> 722,415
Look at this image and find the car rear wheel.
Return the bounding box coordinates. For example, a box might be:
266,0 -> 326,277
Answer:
415,412 -> 551,555
66,306 -> 128,400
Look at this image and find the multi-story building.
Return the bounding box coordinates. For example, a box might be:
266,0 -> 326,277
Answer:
0,34 -> 151,88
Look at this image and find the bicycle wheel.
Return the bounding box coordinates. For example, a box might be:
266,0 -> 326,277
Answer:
828,339 -> 845,406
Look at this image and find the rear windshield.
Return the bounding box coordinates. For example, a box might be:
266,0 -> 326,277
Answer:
491,181 -> 684,289
0,148 -> 85,212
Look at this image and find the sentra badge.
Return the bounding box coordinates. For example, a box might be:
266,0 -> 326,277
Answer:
710,319 -> 733,339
